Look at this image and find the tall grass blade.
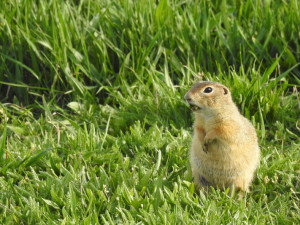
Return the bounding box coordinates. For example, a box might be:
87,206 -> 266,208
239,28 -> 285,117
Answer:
0,109 -> 7,163
1,53 -> 40,80
25,149 -> 50,167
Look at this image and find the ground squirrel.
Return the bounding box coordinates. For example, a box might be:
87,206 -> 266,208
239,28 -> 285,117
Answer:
185,81 -> 260,194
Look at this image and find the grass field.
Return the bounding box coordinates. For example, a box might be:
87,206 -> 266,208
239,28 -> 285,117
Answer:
0,0 -> 300,224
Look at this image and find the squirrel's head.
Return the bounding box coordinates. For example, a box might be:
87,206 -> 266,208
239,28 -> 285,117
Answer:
184,81 -> 232,115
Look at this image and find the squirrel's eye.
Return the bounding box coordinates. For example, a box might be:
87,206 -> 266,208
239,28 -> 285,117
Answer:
203,87 -> 213,93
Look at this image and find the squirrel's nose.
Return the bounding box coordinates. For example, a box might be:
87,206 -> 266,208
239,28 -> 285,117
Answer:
184,93 -> 191,102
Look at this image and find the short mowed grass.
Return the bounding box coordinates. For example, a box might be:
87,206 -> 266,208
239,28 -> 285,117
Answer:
0,0 -> 299,224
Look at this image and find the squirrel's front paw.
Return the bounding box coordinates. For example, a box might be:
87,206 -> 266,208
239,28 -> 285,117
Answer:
202,144 -> 208,153
203,137 -> 215,153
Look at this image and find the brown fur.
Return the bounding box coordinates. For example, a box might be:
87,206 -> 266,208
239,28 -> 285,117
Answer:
185,81 -> 260,194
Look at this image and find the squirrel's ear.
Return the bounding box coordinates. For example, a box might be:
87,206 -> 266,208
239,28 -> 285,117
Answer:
223,88 -> 229,95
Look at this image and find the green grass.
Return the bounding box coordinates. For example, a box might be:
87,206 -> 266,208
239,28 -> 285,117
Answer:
0,0 -> 300,224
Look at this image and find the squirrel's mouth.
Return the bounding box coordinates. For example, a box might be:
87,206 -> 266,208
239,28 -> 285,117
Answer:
189,103 -> 201,111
